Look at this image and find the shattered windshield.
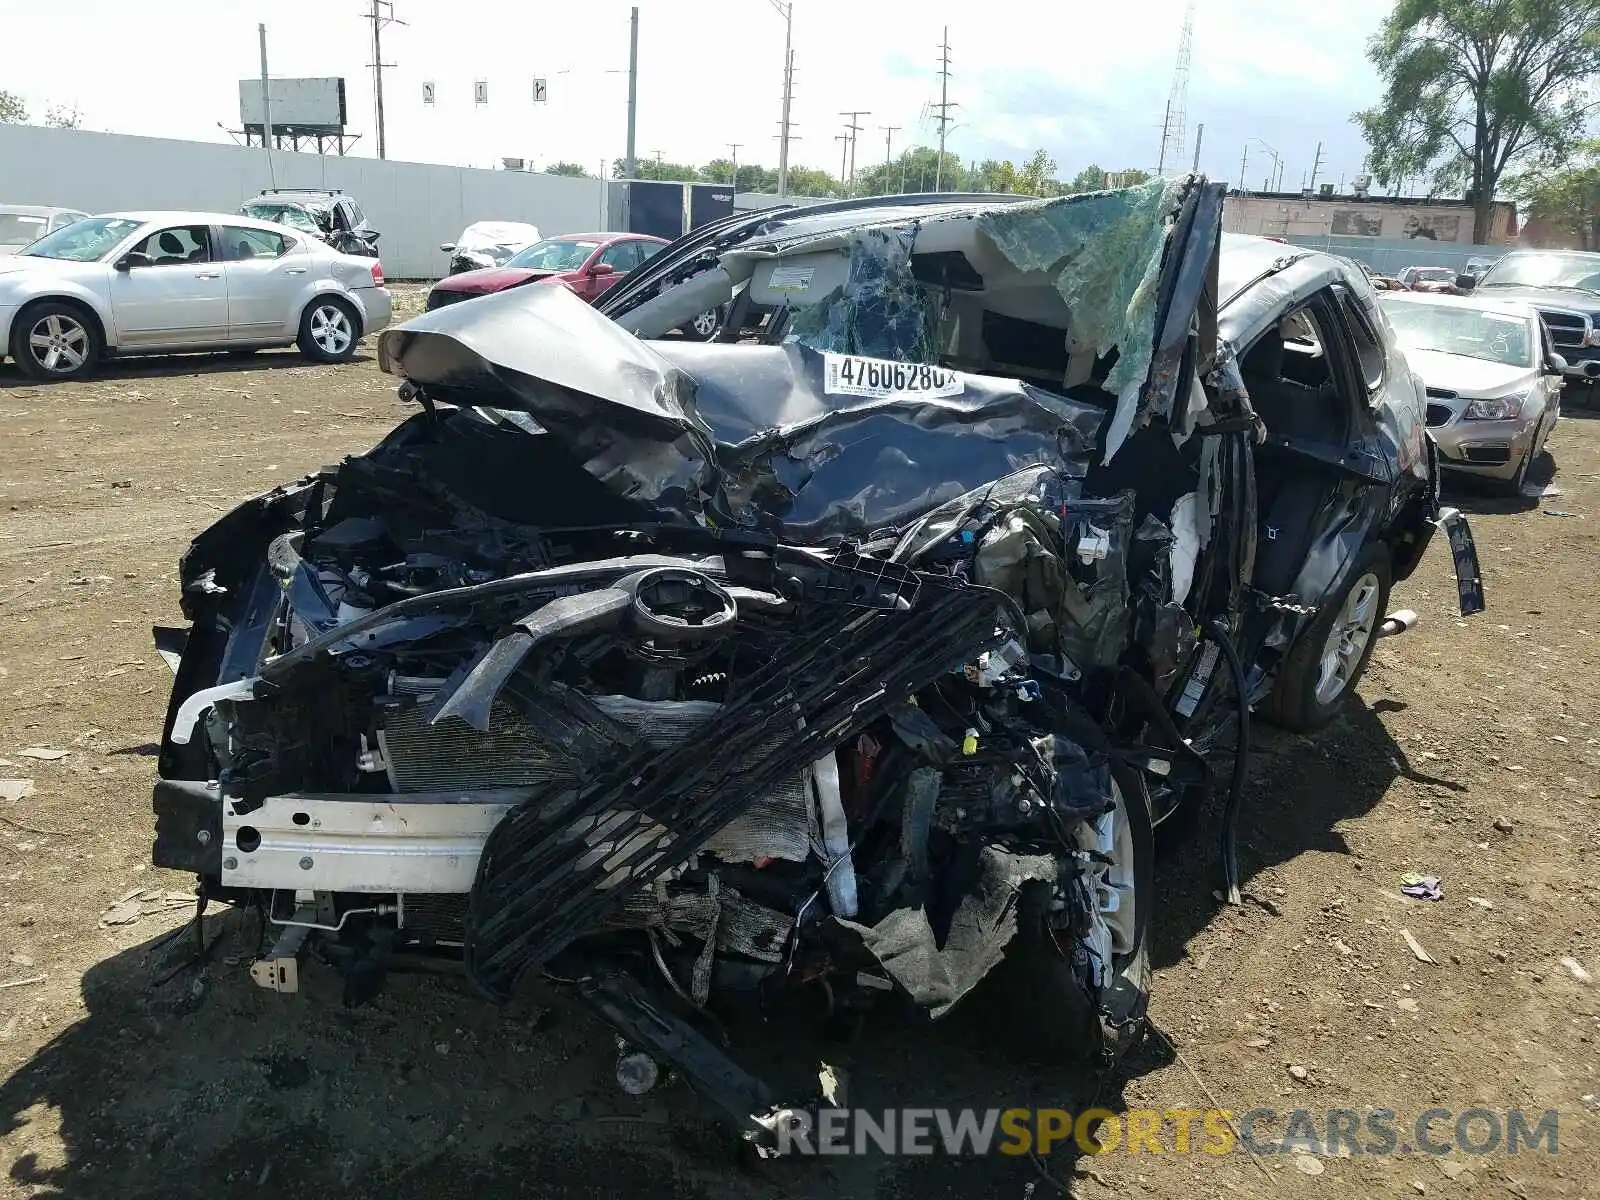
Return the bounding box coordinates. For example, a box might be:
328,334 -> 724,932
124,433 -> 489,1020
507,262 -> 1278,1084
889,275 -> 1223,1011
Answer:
1381,299 -> 1535,367
242,203 -> 324,235
506,239 -> 600,270
18,217 -> 142,261
1478,251 -> 1600,292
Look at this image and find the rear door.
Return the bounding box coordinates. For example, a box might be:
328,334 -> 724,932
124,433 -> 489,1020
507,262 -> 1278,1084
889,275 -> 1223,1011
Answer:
108,223 -> 228,347
218,224 -> 304,342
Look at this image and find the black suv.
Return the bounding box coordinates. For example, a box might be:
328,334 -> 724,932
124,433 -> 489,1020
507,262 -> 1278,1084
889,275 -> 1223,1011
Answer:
239,189 -> 379,258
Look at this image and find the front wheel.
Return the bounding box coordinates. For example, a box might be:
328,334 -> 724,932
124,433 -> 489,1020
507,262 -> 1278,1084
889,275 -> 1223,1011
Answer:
985,772 -> 1153,1063
10,301 -> 101,382
297,297 -> 360,364
1265,543 -> 1392,732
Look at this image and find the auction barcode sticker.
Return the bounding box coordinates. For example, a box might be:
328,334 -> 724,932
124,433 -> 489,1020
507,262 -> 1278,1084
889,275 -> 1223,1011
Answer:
823,353 -> 964,399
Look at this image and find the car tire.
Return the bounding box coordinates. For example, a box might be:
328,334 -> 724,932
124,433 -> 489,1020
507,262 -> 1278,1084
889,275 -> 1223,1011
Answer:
983,770 -> 1153,1064
297,297 -> 361,364
1265,542 -> 1392,733
10,300 -> 101,382
678,305 -> 725,342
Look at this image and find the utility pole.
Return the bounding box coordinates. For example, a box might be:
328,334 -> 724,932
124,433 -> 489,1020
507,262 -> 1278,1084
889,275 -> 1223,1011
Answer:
769,0 -> 794,196
1191,122 -> 1204,174
625,6 -> 639,179
881,124 -> 900,169
1239,142 -> 1248,191
653,149 -> 664,179
932,27 -> 957,190
1309,140 -> 1325,190
728,143 -> 742,188
363,1 -> 403,160
257,23 -> 277,186
840,110 -> 868,195
836,133 -> 850,191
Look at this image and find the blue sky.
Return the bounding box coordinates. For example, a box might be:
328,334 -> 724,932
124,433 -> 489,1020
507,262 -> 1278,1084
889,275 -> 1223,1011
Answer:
6,0 -> 1394,189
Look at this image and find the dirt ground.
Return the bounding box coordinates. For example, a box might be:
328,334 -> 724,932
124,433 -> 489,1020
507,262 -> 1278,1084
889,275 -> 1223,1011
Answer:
0,298 -> 1596,1199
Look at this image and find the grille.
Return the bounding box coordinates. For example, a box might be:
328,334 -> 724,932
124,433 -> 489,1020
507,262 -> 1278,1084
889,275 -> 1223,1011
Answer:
1425,403 -> 1453,427
1538,310 -> 1586,349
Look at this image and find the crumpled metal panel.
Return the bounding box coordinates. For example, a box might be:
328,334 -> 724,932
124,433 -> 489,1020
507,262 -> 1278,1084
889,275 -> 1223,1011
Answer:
840,846 -> 1058,1018
787,227 -> 939,363
977,179 -> 1186,461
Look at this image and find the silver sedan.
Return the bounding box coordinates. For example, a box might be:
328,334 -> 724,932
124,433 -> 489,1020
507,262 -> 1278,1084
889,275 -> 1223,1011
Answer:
0,211 -> 393,381
1379,292 -> 1563,495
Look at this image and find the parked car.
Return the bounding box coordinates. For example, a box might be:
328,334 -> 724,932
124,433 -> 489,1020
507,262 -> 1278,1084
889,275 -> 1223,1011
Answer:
151,181 -> 1481,1152
239,189 -> 379,258
0,211 -> 392,381
0,205 -> 90,257
1458,249 -> 1600,386
426,231 -> 725,339
1396,265 -> 1463,294
1381,292 -> 1563,494
439,220 -> 543,275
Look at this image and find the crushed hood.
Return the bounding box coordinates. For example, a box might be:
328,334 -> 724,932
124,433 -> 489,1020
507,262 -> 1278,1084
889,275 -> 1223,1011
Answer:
380,179 -> 1225,539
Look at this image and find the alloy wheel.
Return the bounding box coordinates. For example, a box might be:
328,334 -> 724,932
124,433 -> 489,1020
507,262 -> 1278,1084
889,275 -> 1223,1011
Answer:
27,312 -> 90,375
1315,572 -> 1381,705
310,305 -> 354,356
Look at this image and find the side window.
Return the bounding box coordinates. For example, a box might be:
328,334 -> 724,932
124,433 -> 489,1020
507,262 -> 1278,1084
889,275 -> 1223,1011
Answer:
1277,307 -> 1334,390
343,199 -> 366,225
636,242 -> 662,265
220,226 -> 291,261
331,202 -> 353,231
130,224 -> 211,266
1333,285 -> 1388,392
598,241 -> 641,271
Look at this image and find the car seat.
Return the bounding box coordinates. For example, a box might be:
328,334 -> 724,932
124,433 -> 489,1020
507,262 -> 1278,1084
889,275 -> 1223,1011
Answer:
157,231 -> 184,262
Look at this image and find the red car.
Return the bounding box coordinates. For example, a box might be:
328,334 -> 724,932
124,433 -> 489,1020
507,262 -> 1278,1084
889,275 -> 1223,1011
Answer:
425,231 -> 724,340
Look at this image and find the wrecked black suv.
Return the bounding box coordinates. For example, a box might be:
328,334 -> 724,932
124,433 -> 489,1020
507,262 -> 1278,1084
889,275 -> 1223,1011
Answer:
152,178 -> 1482,1150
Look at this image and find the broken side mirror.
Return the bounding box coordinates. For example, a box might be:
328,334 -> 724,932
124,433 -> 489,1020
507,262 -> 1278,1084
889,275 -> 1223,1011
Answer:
114,251 -> 151,271
1547,353 -> 1569,375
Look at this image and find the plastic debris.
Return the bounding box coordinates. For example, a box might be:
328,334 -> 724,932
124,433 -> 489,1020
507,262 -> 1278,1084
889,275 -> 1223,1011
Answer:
1400,873 -> 1443,901
1560,957 -> 1593,984
1401,929 -> 1438,965
0,779 -> 34,804
1466,896 -> 1494,910
1294,1154 -> 1325,1176
16,748 -> 68,761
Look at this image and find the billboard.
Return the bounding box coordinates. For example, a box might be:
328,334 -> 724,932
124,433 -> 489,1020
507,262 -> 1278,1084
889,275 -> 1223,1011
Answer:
239,77 -> 347,130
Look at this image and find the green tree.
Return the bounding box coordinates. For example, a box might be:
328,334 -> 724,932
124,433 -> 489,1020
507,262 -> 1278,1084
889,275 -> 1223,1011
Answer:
1018,149 -> 1057,196
786,166 -> 842,198
611,159 -> 700,182
1355,0 -> 1600,242
1512,139 -> 1600,247
544,161 -> 592,178
969,158 -> 1022,193
43,104 -> 81,129
1110,167 -> 1152,187
700,158 -> 736,184
1065,164 -> 1108,194
0,90 -> 25,123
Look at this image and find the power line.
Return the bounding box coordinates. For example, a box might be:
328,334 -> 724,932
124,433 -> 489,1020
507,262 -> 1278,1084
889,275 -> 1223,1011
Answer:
932,27 -> 957,190
363,0 -> 404,160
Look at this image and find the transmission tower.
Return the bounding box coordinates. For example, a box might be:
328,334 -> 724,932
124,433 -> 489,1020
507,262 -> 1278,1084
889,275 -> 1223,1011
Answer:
1156,0 -> 1195,176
